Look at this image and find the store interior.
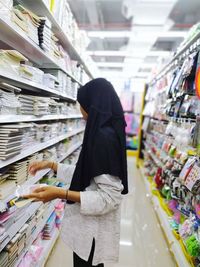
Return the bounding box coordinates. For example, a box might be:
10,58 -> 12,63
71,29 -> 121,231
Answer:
1,0 -> 200,266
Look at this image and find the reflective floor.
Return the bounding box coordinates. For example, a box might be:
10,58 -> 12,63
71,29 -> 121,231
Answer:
46,158 -> 176,267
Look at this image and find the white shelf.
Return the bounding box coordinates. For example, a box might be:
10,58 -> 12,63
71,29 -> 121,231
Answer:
0,71 -> 77,102
140,167 -> 191,267
3,141 -> 82,204
18,0 -> 93,79
14,200 -> 59,267
0,127 -> 85,169
0,202 -> 42,252
0,114 -> 82,123
0,16 -> 83,85
37,228 -> 60,267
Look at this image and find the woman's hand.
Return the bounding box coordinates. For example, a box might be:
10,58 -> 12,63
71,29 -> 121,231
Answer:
23,186 -> 63,203
28,161 -> 57,176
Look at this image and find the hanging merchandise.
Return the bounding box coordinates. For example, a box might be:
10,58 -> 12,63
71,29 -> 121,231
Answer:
138,23 -> 200,267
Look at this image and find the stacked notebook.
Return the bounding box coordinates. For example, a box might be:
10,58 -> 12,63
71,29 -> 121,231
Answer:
0,251 -> 8,267
38,17 -> 52,52
14,5 -> 41,45
7,159 -> 28,185
0,124 -> 24,160
18,95 -> 34,115
5,233 -> 21,267
19,95 -> 51,116
0,167 -> 10,185
34,96 -> 50,116
0,50 -> 28,77
0,89 -> 21,115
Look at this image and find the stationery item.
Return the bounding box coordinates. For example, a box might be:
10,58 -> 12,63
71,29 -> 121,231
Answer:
0,180 -> 16,199
0,88 -> 21,115
7,159 -> 28,185
0,50 -> 28,76
14,5 -> 41,45
0,251 -> 8,267
184,163 -> 200,193
14,197 -> 35,208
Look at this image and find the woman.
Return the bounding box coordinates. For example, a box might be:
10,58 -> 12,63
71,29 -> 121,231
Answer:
25,78 -> 128,267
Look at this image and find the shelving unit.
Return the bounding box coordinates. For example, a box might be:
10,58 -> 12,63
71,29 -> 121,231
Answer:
15,200 -> 59,267
0,71 -> 77,102
151,32 -> 200,83
16,0 -> 93,79
0,202 -> 42,252
0,0 -> 90,263
0,127 -> 84,169
139,168 -> 191,267
0,114 -> 82,123
37,228 -> 60,267
3,141 -> 82,205
0,16 -> 84,86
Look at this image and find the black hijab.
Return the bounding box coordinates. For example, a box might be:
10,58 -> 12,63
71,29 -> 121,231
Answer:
69,78 -> 128,195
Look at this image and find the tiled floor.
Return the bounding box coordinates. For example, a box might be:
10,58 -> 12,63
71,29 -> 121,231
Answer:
46,158 -> 176,267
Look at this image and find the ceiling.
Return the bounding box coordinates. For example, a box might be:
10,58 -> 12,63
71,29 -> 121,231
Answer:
68,0 -> 200,89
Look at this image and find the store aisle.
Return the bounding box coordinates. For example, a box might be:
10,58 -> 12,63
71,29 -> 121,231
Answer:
46,158 -> 176,267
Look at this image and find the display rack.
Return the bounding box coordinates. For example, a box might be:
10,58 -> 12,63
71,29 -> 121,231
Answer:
136,85 -> 147,167
3,141 -> 82,205
0,71 -> 77,102
0,114 -> 82,124
16,0 -> 93,79
139,25 -> 200,267
151,31 -> 200,84
0,0 -> 90,262
15,200 -> 59,267
140,167 -> 191,267
37,228 -> 60,267
0,127 -> 84,169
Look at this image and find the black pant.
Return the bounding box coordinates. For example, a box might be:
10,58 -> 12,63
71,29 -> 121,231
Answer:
73,239 -> 104,267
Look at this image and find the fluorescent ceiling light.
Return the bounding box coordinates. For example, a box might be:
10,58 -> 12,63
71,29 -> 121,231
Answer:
119,241 -> 133,246
87,31 -> 187,39
97,62 -> 125,68
96,62 -> 155,69
87,50 -> 170,58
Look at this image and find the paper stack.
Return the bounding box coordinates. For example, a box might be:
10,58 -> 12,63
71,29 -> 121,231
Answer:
49,98 -> 61,115
33,96 -> 50,116
0,251 -> 9,267
27,153 -> 39,180
18,94 -> 34,115
0,50 -> 28,77
21,123 -> 36,149
5,233 -> 21,267
19,64 -> 44,84
14,5 -> 40,45
0,89 -> 21,115
38,17 -> 52,52
7,159 -> 28,185
0,124 -> 24,160
0,167 -> 10,185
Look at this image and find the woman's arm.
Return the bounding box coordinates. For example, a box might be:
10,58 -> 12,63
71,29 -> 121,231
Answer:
24,186 -> 81,203
24,175 -> 123,213
29,161 -> 58,175
80,174 -> 123,216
